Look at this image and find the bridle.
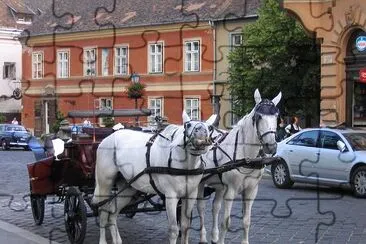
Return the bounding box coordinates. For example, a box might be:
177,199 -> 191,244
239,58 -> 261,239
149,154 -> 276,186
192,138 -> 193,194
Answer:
252,99 -> 279,146
183,121 -> 211,150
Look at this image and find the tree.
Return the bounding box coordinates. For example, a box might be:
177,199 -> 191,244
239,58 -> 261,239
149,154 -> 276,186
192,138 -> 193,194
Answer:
228,0 -> 320,126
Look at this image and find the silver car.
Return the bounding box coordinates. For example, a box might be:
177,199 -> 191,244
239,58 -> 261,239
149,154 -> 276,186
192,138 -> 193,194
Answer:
271,128 -> 366,197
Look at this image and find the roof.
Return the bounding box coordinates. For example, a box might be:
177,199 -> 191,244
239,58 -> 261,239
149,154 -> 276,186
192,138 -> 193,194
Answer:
24,0 -> 261,37
0,0 -> 52,30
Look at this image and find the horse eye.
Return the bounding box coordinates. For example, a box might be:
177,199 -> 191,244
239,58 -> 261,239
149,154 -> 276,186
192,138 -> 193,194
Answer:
208,125 -> 213,131
185,122 -> 191,129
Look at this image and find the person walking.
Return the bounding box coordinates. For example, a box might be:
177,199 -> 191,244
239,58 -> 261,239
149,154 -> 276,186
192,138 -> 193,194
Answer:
11,117 -> 18,125
285,116 -> 301,137
276,117 -> 287,142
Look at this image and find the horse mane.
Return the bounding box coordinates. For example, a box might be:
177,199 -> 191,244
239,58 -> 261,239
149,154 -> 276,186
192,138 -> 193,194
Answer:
158,124 -> 184,148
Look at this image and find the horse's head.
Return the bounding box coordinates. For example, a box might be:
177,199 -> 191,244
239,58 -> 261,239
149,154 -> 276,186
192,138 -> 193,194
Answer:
174,111 -> 216,155
251,89 -> 281,155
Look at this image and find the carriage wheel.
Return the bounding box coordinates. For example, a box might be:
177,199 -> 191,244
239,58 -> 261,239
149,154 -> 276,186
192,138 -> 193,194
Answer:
30,195 -> 45,225
64,187 -> 87,244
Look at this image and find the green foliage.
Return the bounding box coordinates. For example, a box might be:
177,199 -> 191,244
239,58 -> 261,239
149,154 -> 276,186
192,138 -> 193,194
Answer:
126,83 -> 146,99
0,114 -> 5,123
102,116 -> 115,128
51,111 -> 65,133
228,0 -> 320,124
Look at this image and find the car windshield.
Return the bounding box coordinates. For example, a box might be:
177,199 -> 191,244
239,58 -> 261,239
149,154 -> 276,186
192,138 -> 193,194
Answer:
343,132 -> 366,151
6,126 -> 27,132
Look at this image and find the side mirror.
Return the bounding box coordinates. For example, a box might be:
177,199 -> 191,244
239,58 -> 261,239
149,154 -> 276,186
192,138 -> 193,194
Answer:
337,140 -> 346,153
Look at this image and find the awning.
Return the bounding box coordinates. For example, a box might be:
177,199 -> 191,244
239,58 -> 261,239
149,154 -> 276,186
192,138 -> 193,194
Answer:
67,109 -> 152,118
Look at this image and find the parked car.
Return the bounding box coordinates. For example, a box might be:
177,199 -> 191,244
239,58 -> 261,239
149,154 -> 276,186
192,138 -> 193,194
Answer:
0,124 -> 33,150
271,127 -> 366,197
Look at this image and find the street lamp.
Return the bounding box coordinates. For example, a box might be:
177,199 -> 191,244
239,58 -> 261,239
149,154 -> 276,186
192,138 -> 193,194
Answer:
129,72 -> 142,126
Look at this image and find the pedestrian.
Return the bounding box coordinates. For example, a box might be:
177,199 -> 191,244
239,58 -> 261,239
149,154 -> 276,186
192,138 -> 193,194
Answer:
276,117 -> 286,142
83,118 -> 91,127
11,117 -> 18,125
285,116 -> 301,137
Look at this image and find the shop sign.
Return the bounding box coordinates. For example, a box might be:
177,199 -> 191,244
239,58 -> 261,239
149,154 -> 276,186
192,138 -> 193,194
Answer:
360,68 -> 366,83
356,36 -> 366,52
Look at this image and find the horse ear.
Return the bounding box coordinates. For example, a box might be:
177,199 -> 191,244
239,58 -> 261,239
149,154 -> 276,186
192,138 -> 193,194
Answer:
254,89 -> 261,104
272,91 -> 282,106
182,111 -> 191,123
206,114 -> 217,125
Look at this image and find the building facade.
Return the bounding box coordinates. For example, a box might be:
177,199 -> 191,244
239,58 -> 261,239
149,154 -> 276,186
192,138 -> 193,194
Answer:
21,0 -> 259,135
0,0 -> 50,123
283,0 -> 366,127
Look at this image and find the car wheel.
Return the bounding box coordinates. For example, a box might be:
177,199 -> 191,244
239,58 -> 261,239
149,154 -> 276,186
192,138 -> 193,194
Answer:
1,139 -> 9,150
271,160 -> 294,189
351,166 -> 366,198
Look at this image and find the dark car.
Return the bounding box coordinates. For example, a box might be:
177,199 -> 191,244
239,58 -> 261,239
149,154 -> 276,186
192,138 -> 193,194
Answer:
0,124 -> 33,150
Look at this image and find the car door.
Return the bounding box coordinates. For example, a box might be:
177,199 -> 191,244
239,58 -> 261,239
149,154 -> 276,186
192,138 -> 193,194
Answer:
285,130 -> 320,178
317,130 -> 354,182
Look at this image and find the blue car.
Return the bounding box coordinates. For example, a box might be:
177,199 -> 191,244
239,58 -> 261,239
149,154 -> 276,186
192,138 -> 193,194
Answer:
0,124 -> 33,150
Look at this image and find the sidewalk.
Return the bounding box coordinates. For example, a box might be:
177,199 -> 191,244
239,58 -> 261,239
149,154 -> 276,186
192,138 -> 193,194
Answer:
0,219 -> 59,244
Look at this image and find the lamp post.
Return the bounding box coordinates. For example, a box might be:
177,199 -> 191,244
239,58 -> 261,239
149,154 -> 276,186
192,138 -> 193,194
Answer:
129,72 -> 141,127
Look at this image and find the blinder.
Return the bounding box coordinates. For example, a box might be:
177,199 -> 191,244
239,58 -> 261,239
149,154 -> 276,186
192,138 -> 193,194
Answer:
251,99 -> 279,145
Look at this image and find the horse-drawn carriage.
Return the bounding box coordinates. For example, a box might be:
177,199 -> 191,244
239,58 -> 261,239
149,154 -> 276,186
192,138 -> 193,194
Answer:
26,90 -> 282,244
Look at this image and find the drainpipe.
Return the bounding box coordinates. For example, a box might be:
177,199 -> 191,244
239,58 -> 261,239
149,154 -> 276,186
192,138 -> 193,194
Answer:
209,20 -> 221,127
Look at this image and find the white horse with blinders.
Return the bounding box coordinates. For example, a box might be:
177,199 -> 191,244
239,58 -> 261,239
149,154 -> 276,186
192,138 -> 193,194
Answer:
197,89 -> 281,244
93,111 -> 217,244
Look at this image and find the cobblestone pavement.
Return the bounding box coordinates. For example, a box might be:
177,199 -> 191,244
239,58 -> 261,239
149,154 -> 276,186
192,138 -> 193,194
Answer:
0,150 -> 365,244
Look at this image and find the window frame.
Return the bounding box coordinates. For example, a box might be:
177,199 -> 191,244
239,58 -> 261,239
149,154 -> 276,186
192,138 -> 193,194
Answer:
114,45 -> 129,76
230,32 -> 243,49
57,49 -> 70,78
184,39 -> 201,72
32,51 -> 44,79
3,62 -> 16,80
148,97 -> 164,124
148,42 -> 164,73
184,97 -> 200,121
83,47 -> 97,76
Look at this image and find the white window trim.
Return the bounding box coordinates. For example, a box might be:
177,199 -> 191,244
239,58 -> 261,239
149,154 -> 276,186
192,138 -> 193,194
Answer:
148,41 -> 164,74
98,97 -> 113,125
83,47 -> 97,76
148,97 -> 164,123
183,39 -> 201,72
184,96 -> 201,120
114,45 -> 129,76
3,62 -> 16,80
56,49 -> 70,78
32,51 -> 44,79
230,32 -> 243,49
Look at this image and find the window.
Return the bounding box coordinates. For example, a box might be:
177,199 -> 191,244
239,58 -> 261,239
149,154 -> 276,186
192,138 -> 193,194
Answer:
114,46 -> 128,75
149,43 -> 163,73
185,98 -> 200,120
101,48 -> 109,76
32,52 -> 43,79
100,98 -> 113,110
230,33 -> 243,48
288,130 -> 319,147
57,50 -> 69,78
84,48 -> 96,76
148,98 -> 163,124
320,131 -> 342,150
3,62 -> 16,80
185,40 -> 200,72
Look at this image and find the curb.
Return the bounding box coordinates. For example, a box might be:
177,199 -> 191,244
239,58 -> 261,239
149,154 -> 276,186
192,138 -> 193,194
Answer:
0,219 -> 60,244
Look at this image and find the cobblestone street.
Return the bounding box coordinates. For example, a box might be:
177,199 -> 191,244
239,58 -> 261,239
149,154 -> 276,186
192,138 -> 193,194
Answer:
0,150 -> 365,244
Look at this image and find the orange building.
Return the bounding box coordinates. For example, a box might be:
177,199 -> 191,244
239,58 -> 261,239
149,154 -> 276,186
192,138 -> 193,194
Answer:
283,0 -> 366,127
20,0 -> 261,136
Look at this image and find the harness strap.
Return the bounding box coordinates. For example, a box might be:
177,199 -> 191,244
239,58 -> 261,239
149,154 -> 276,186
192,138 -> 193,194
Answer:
213,146 -> 223,184
145,134 -> 165,199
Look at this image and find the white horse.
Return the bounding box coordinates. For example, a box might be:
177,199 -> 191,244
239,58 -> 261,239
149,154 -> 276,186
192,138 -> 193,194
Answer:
197,89 -> 281,244
92,111 -> 217,244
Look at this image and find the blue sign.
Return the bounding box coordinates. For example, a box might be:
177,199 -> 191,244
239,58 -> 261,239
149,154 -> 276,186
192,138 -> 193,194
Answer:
356,36 -> 366,52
